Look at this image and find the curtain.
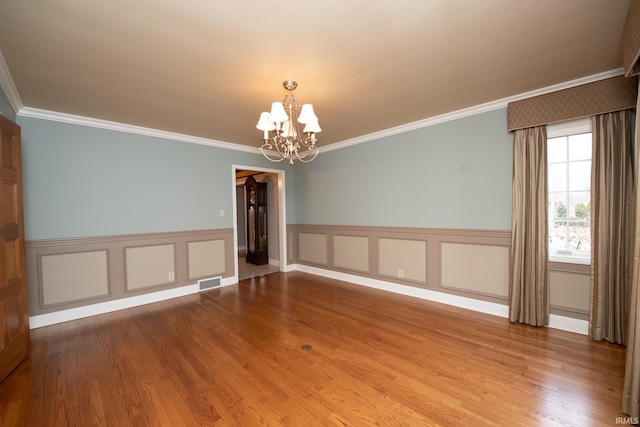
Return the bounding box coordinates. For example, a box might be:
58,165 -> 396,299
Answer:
623,81 -> 640,418
590,110 -> 634,345
509,126 -> 549,326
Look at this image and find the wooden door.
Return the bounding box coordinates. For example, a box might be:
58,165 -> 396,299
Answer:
0,114 -> 30,381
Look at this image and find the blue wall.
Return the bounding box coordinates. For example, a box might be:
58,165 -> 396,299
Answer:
294,108 -> 513,230
17,116 -> 290,240
15,105 -> 513,240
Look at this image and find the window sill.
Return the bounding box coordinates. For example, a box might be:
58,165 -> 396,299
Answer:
549,255 -> 591,265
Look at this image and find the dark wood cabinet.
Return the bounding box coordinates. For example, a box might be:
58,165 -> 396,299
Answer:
245,176 -> 268,265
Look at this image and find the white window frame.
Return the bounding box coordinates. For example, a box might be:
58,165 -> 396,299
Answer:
547,118 -> 592,265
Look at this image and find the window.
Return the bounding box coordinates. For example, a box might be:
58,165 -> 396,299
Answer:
547,119 -> 592,264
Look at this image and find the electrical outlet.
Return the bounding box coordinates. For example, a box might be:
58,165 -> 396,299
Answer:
168,272 -> 175,281
397,269 -> 404,278
219,209 -> 225,217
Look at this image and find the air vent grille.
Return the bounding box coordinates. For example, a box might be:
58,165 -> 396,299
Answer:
198,277 -> 221,290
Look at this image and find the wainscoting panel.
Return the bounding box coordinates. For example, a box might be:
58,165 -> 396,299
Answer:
333,235 -> 369,273
287,230 -> 296,264
125,244 -> 176,292
550,269 -> 590,319
41,250 -> 109,306
379,238 -> 427,283
298,232 -> 328,266
440,242 -> 509,298
187,239 -> 226,280
289,225 -> 511,305
26,229 -> 234,316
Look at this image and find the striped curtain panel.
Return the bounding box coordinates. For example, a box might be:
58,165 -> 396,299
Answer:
589,110 -> 634,345
623,79 -> 640,418
509,126 -> 549,326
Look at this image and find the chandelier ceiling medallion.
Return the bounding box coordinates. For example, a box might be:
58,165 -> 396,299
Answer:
256,80 -> 321,165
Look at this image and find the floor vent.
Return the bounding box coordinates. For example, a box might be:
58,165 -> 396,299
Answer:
198,277 -> 221,291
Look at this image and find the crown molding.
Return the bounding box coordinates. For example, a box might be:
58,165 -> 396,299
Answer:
321,68 -> 626,153
0,51 -> 24,114
0,46 -> 624,154
18,107 -> 260,153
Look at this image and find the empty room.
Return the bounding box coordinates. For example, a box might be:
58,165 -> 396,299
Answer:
1,1 -> 640,425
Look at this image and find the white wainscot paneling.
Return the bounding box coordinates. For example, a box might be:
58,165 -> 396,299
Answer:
441,243 -> 509,297
333,235 -> 369,273
41,250 -> 109,306
188,239 -> 226,280
299,233 -> 328,265
125,244 -> 175,291
379,238 -> 426,283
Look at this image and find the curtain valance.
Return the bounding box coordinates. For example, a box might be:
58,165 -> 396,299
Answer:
507,75 -> 637,132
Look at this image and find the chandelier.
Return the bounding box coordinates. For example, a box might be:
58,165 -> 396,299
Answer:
256,80 -> 321,165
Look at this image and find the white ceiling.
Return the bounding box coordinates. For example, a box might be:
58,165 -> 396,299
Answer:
0,0 -> 632,149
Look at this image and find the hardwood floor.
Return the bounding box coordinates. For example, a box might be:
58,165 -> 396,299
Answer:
0,272 -> 627,426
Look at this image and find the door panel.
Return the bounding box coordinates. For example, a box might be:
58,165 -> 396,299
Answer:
0,114 -> 30,381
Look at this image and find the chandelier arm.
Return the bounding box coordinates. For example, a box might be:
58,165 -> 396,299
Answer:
300,135 -> 317,148
260,142 -> 287,163
295,145 -> 319,163
276,138 -> 297,159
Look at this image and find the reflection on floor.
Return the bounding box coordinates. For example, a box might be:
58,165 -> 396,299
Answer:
237,254 -> 280,281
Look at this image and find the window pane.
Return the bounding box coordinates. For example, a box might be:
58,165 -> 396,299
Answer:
567,222 -> 591,251
546,123 -> 592,259
568,191 -> 590,218
568,133 -> 592,160
548,192 -> 564,218
549,221 -> 591,253
548,163 -> 567,192
548,136 -> 567,162
568,160 -> 591,191
549,222 -> 569,252
548,193 -> 568,220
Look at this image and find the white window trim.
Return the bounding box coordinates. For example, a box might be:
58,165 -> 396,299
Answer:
547,117 -> 591,138
547,117 -> 593,266
549,254 -> 591,265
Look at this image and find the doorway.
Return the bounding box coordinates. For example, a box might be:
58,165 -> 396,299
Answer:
232,165 -> 287,281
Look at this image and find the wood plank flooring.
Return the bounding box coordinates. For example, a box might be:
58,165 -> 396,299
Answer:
0,271 -> 627,426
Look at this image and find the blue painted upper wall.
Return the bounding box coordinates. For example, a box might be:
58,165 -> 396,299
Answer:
16,104 -> 513,240
17,116 -> 290,240
294,108 -> 513,230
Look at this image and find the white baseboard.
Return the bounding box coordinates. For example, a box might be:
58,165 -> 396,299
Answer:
29,266 -> 589,336
293,264 -> 589,336
294,264 -> 509,318
282,262 -> 297,273
549,314 -> 589,335
29,276 -> 237,329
